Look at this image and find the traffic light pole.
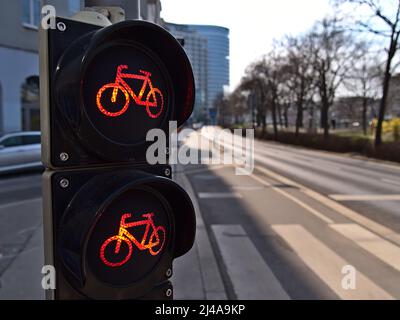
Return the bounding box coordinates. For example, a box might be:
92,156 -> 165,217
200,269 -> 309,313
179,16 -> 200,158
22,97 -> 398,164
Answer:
40,7 -> 196,299
85,0 -> 141,20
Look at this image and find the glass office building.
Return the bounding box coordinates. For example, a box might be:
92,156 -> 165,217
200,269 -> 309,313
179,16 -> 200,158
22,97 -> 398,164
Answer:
166,23 -> 230,124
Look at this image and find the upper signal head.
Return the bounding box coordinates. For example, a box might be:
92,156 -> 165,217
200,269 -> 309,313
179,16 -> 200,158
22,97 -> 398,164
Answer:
42,18 -> 195,168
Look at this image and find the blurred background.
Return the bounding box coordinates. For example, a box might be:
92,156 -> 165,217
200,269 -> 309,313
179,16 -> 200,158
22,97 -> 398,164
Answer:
0,0 -> 399,300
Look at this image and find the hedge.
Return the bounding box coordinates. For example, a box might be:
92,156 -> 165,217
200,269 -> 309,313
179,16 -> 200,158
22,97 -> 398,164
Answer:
254,130 -> 400,164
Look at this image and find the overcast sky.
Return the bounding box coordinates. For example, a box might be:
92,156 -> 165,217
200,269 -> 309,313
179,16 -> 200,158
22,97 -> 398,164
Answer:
161,0 -> 333,90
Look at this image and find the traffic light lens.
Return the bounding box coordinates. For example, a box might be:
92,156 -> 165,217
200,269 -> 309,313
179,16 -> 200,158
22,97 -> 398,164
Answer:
82,44 -> 170,145
87,188 -> 170,286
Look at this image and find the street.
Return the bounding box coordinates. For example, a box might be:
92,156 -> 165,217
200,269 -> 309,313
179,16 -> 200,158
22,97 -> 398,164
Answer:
0,129 -> 400,299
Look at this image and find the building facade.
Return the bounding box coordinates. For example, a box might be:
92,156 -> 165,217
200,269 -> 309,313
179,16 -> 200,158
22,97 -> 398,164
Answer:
165,23 -> 208,122
191,25 -> 229,124
0,0 -> 161,134
0,0 -> 83,134
165,22 -> 230,124
387,73 -> 400,118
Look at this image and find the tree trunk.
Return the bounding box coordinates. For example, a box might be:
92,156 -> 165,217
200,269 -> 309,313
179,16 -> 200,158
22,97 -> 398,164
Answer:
321,100 -> 329,139
362,96 -> 368,136
295,100 -> 304,137
271,99 -> 278,141
260,111 -> 267,137
375,50 -> 394,147
308,105 -> 313,129
277,103 -> 283,129
284,106 -> 289,129
319,84 -> 330,139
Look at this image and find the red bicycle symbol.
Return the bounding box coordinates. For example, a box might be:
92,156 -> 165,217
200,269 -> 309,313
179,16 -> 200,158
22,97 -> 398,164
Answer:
100,212 -> 166,267
96,64 -> 164,119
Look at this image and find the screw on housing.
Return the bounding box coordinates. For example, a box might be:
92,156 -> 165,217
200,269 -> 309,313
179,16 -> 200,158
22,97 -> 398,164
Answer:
57,22 -> 66,32
60,152 -> 69,162
60,179 -> 70,189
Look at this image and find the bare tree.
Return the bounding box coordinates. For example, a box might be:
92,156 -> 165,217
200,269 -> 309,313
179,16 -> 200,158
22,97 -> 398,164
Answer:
215,92 -> 230,127
335,0 -> 400,145
241,61 -> 272,136
343,53 -> 381,134
261,53 -> 292,140
283,35 -> 316,136
227,88 -> 250,126
310,17 -> 359,139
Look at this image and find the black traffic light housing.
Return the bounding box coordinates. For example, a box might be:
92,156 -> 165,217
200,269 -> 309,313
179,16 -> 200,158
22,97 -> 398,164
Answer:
40,17 -> 196,300
43,165 -> 195,299
41,18 -> 194,168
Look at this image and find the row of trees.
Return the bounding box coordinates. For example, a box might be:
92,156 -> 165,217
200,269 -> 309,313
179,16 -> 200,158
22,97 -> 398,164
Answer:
217,0 -> 400,147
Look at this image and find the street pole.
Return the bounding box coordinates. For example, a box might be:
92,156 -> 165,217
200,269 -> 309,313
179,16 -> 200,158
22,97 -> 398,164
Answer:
85,0 -> 141,19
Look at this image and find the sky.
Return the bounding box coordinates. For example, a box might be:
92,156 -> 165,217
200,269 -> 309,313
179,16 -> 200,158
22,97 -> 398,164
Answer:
161,0 -> 333,90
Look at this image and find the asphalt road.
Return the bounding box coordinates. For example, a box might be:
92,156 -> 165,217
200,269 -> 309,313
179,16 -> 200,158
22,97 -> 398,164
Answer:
0,128 -> 399,299
185,128 -> 400,299
250,138 -> 400,233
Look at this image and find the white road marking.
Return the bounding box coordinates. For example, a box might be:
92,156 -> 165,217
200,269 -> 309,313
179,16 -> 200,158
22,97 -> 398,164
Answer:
272,224 -> 394,300
212,224 -> 290,300
202,128 -> 400,245
329,194 -> 400,201
198,192 -> 242,199
381,179 -> 400,187
330,224 -> 400,273
250,174 -> 334,224
253,165 -> 400,246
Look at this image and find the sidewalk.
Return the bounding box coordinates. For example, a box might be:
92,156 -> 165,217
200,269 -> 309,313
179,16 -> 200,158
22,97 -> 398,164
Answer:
172,168 -> 227,300
0,224 -> 45,299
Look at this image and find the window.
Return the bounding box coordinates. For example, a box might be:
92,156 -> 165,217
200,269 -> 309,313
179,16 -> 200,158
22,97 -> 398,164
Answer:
68,0 -> 81,15
1,136 -> 24,148
22,0 -> 41,28
22,135 -> 41,145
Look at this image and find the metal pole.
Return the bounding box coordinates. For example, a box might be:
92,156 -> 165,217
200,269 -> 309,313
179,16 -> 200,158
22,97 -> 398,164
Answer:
85,0 -> 124,6
85,0 -> 141,20
124,0 -> 141,19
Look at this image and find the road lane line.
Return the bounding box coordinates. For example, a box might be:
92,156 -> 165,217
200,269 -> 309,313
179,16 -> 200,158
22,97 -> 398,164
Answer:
381,179 -> 400,187
202,129 -> 400,245
212,224 -> 290,300
203,131 -> 333,224
250,174 -> 334,224
330,224 -> 400,273
198,192 -> 243,199
254,165 -> 400,246
330,194 -> 400,201
272,224 -> 394,300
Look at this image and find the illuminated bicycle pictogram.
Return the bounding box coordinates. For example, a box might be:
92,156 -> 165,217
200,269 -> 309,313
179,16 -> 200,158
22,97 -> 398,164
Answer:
100,212 -> 166,267
96,64 -> 164,119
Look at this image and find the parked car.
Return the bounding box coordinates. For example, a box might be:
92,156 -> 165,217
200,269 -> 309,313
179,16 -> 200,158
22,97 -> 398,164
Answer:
0,131 -> 42,174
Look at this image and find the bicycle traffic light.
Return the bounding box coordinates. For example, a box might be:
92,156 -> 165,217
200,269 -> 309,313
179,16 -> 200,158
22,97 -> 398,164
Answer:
40,17 -> 196,299
41,17 -> 194,167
